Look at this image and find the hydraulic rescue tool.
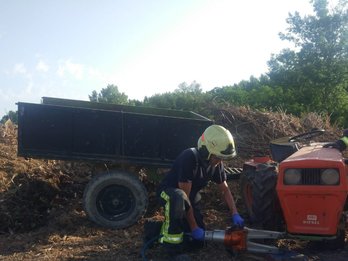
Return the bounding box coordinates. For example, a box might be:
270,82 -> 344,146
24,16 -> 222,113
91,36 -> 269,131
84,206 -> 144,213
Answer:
204,226 -> 285,254
141,226 -> 287,261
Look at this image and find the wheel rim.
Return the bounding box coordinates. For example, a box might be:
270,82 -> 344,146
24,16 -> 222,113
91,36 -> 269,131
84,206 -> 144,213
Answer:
96,185 -> 135,221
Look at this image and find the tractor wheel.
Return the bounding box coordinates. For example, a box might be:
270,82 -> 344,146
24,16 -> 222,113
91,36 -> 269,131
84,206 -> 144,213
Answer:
83,170 -> 148,229
314,215 -> 346,250
324,227 -> 346,250
252,165 -> 283,231
240,169 -> 256,219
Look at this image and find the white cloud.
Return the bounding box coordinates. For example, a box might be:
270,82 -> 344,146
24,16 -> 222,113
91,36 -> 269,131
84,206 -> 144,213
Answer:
9,63 -> 34,95
13,63 -> 33,83
36,60 -> 49,72
13,63 -> 28,75
87,67 -> 107,82
25,79 -> 33,94
57,59 -> 84,80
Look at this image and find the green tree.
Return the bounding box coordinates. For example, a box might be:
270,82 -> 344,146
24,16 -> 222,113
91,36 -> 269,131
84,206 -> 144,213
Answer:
175,81 -> 202,93
0,111 -> 18,124
267,0 -> 348,125
208,75 -> 272,108
143,81 -> 210,112
89,84 -> 129,105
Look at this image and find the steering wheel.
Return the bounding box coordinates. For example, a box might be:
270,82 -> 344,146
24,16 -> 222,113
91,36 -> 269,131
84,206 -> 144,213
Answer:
288,128 -> 325,142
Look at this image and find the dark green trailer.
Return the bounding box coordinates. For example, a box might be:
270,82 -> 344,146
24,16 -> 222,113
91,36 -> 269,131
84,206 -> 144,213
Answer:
17,97 -> 213,228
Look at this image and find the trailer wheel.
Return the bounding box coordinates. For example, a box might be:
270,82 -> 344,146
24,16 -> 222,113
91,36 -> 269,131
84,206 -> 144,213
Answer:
252,164 -> 283,230
240,169 -> 256,219
83,171 -> 148,229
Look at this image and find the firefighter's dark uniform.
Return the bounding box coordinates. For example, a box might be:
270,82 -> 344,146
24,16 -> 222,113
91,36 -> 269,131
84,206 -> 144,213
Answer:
156,148 -> 226,248
337,135 -> 348,151
324,130 -> 348,151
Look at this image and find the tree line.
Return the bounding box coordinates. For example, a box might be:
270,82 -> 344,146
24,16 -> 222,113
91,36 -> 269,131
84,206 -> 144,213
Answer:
88,0 -> 348,127
2,0 -> 348,127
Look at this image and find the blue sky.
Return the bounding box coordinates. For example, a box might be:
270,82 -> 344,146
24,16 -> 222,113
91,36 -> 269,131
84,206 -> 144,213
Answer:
0,0 -> 321,116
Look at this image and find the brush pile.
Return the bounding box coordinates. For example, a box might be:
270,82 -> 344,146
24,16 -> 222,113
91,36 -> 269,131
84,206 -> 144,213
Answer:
0,107 -> 342,234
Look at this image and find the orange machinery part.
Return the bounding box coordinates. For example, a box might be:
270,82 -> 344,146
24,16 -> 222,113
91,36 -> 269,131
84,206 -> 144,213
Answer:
223,228 -> 248,252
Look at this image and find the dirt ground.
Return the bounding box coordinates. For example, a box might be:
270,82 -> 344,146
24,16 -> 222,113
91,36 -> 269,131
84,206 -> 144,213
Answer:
1,109 -> 348,261
1,180 -> 348,261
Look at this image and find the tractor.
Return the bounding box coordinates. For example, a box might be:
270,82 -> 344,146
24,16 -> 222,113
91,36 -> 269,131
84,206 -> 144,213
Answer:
239,128 -> 347,250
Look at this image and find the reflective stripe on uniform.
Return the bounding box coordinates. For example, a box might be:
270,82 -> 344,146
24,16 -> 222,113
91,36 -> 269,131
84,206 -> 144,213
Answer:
159,191 -> 183,244
341,136 -> 348,147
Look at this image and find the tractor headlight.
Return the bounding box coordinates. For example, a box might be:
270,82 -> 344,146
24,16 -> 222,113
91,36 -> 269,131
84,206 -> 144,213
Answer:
321,169 -> 339,185
284,169 -> 301,185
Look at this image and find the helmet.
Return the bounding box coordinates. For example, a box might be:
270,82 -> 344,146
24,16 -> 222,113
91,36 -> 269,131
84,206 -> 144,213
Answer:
197,125 -> 236,160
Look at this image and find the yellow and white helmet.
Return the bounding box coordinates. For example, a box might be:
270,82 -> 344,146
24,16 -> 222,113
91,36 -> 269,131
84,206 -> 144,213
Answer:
197,125 -> 236,160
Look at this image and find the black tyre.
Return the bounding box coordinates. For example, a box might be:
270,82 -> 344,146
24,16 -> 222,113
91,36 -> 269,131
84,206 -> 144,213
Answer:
323,227 -> 346,250
83,170 -> 148,229
240,169 -> 256,219
252,164 -> 283,230
314,215 -> 346,250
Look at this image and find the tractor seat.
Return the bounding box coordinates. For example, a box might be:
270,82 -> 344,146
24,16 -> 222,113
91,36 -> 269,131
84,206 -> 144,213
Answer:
270,137 -> 299,162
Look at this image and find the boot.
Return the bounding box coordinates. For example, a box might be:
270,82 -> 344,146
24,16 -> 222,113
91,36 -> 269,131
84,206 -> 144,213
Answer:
171,254 -> 191,261
143,220 -> 163,248
163,242 -> 191,261
183,233 -> 205,252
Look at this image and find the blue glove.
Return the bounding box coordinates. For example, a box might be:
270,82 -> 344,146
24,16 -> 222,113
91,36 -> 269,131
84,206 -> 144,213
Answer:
232,213 -> 244,228
191,227 -> 205,241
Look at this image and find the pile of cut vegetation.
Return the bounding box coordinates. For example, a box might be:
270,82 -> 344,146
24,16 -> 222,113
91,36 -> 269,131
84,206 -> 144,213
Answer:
0,121 -> 94,234
211,105 -> 340,161
0,107 -> 342,234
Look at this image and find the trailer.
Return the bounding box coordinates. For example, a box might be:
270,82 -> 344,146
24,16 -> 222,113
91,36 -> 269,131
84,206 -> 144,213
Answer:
17,97 -> 213,228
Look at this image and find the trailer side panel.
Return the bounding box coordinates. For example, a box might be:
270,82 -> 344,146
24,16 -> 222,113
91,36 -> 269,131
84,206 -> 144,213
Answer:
18,101 -> 212,167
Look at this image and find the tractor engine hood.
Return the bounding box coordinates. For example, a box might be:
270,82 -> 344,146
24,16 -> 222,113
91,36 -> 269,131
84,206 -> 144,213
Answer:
276,143 -> 348,236
282,143 -> 344,164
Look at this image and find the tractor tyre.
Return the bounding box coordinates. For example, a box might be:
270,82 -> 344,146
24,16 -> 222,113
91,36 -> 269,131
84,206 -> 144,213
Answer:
324,227 -> 346,250
83,170 -> 148,229
240,169 -> 256,220
252,164 -> 283,231
314,215 -> 346,250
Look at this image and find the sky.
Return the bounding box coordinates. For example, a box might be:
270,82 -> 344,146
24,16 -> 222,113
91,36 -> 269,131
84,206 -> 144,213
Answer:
0,0 -> 322,116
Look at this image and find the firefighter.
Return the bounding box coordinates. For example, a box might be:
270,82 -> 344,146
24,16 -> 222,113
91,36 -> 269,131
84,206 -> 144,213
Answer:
156,124 -> 244,257
324,129 -> 348,151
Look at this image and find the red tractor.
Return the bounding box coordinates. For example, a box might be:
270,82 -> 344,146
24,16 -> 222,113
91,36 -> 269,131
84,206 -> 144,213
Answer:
240,129 -> 347,250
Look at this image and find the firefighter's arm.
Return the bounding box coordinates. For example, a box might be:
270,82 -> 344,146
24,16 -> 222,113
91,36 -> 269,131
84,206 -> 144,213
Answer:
217,181 -> 238,215
218,181 -> 244,227
178,181 -> 199,230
